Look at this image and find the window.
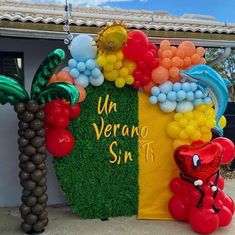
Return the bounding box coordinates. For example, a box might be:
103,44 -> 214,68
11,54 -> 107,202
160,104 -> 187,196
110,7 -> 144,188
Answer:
0,52 -> 24,86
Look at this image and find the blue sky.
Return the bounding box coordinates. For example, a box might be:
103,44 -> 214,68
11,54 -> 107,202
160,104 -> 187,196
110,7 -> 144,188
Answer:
26,0 -> 235,22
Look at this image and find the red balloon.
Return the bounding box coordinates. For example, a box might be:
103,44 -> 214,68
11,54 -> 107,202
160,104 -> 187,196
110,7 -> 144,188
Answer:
69,104 -> 81,119
218,206 -> 233,227
53,116 -> 70,129
61,106 -> 70,118
203,196 -> 214,208
223,194 -> 235,214
141,75 -> 151,86
150,58 -> 160,69
133,69 -> 143,80
144,51 -> 154,65
213,137 -> 235,164
169,177 -> 189,194
45,114 -> 55,125
133,80 -> 141,89
168,194 -> 190,221
174,142 -> 223,182
46,129 -> 74,157
189,208 -> 219,234
122,30 -> 149,61
137,61 -> 146,69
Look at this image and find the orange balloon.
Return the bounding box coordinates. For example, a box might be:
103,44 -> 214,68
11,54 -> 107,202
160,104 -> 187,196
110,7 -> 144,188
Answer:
176,48 -> 185,59
171,56 -> 183,67
151,66 -> 169,84
57,71 -> 74,84
158,48 -> 162,57
75,84 -> 87,103
169,76 -> 182,83
170,46 -> 177,57
178,41 -> 195,57
161,49 -> 172,58
161,58 -> 172,69
169,67 -> 180,79
142,81 -> 156,94
48,74 -> 59,85
191,53 -> 201,64
183,57 -> 192,68
160,40 -> 171,50
196,47 -> 206,57
199,57 -> 206,64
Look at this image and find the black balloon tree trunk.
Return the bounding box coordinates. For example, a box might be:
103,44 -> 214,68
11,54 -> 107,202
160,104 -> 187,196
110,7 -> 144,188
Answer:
0,49 -> 79,234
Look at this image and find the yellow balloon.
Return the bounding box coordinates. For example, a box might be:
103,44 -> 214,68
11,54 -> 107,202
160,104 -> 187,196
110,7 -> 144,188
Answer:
106,54 -> 117,64
97,55 -> 107,67
166,122 -> 180,138
205,119 -> 216,129
179,130 -> 189,140
104,64 -> 114,72
125,75 -> 134,85
119,67 -> 129,78
114,61 -> 123,70
200,132 -> 212,142
196,104 -> 207,112
174,113 -> 183,121
188,120 -> 198,128
116,50 -> 124,61
196,115 -> 206,126
104,70 -> 119,81
184,112 -> 194,120
185,125 -> 195,135
123,60 -> 136,73
178,118 -> 188,128
115,77 -> 125,88
219,115 -> 227,129
200,126 -> 210,133
191,131 -> 201,141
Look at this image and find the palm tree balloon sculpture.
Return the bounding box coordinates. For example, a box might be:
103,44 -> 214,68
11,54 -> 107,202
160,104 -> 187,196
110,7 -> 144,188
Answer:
0,49 -> 79,234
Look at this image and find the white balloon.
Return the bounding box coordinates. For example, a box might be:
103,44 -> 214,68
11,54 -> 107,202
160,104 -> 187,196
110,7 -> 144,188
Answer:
159,101 -> 177,113
176,101 -> 194,113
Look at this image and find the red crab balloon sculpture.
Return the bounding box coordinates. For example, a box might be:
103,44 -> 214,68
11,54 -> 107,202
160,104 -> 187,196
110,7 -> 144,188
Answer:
169,138 -> 235,234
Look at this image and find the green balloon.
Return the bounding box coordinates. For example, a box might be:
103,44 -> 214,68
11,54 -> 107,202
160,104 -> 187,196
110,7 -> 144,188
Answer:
0,75 -> 29,105
31,49 -> 65,100
36,82 -> 79,105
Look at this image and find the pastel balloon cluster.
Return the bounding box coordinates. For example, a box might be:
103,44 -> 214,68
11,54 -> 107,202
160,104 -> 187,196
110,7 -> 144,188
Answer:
169,176 -> 234,234
152,40 -> 206,84
167,104 -> 216,149
122,30 -> 159,89
67,35 -> 104,88
97,50 -> 136,88
149,81 -> 213,113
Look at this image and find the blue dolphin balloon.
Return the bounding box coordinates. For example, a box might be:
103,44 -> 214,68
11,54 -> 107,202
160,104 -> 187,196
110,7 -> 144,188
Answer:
181,64 -> 232,136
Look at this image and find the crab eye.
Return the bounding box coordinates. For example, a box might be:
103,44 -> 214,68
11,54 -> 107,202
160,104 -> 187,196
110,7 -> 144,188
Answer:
193,154 -> 201,167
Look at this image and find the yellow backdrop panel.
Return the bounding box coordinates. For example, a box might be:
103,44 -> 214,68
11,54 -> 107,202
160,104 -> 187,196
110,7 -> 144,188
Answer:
138,92 -> 179,220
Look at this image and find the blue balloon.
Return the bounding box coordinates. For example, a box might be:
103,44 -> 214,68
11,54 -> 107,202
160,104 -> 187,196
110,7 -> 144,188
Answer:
157,93 -> 167,103
151,86 -> 160,96
89,74 -> 104,86
194,98 -> 203,106
204,97 -> 213,104
173,82 -> 182,92
84,70 -> 91,76
176,101 -> 194,113
91,68 -> 101,77
70,68 -> 80,78
159,100 -> 177,113
202,90 -> 209,98
68,59 -> 77,68
77,62 -> 86,72
195,90 -> 203,99
86,59 -> 96,70
190,82 -> 198,91
149,96 -> 158,104
182,82 -> 191,92
176,90 -> 186,101
159,81 -> 173,94
69,35 -> 97,61
75,74 -> 89,88
167,91 -> 177,101
186,91 -> 195,101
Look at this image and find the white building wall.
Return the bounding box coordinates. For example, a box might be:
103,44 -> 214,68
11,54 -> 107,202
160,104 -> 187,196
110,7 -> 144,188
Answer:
0,37 -> 68,206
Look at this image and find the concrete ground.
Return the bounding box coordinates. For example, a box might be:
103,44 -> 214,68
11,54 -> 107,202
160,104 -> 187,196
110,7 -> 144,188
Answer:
0,179 -> 235,235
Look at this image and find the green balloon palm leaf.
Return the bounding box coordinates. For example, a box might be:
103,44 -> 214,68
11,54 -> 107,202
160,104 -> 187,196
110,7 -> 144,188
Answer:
37,82 -> 79,105
0,75 -> 29,105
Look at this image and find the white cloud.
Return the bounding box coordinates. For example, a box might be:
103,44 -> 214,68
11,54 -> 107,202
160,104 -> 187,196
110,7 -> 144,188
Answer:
19,0 -> 133,6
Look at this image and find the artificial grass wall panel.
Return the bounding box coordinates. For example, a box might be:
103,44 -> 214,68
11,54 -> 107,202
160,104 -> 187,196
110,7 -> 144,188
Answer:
53,81 -> 139,219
